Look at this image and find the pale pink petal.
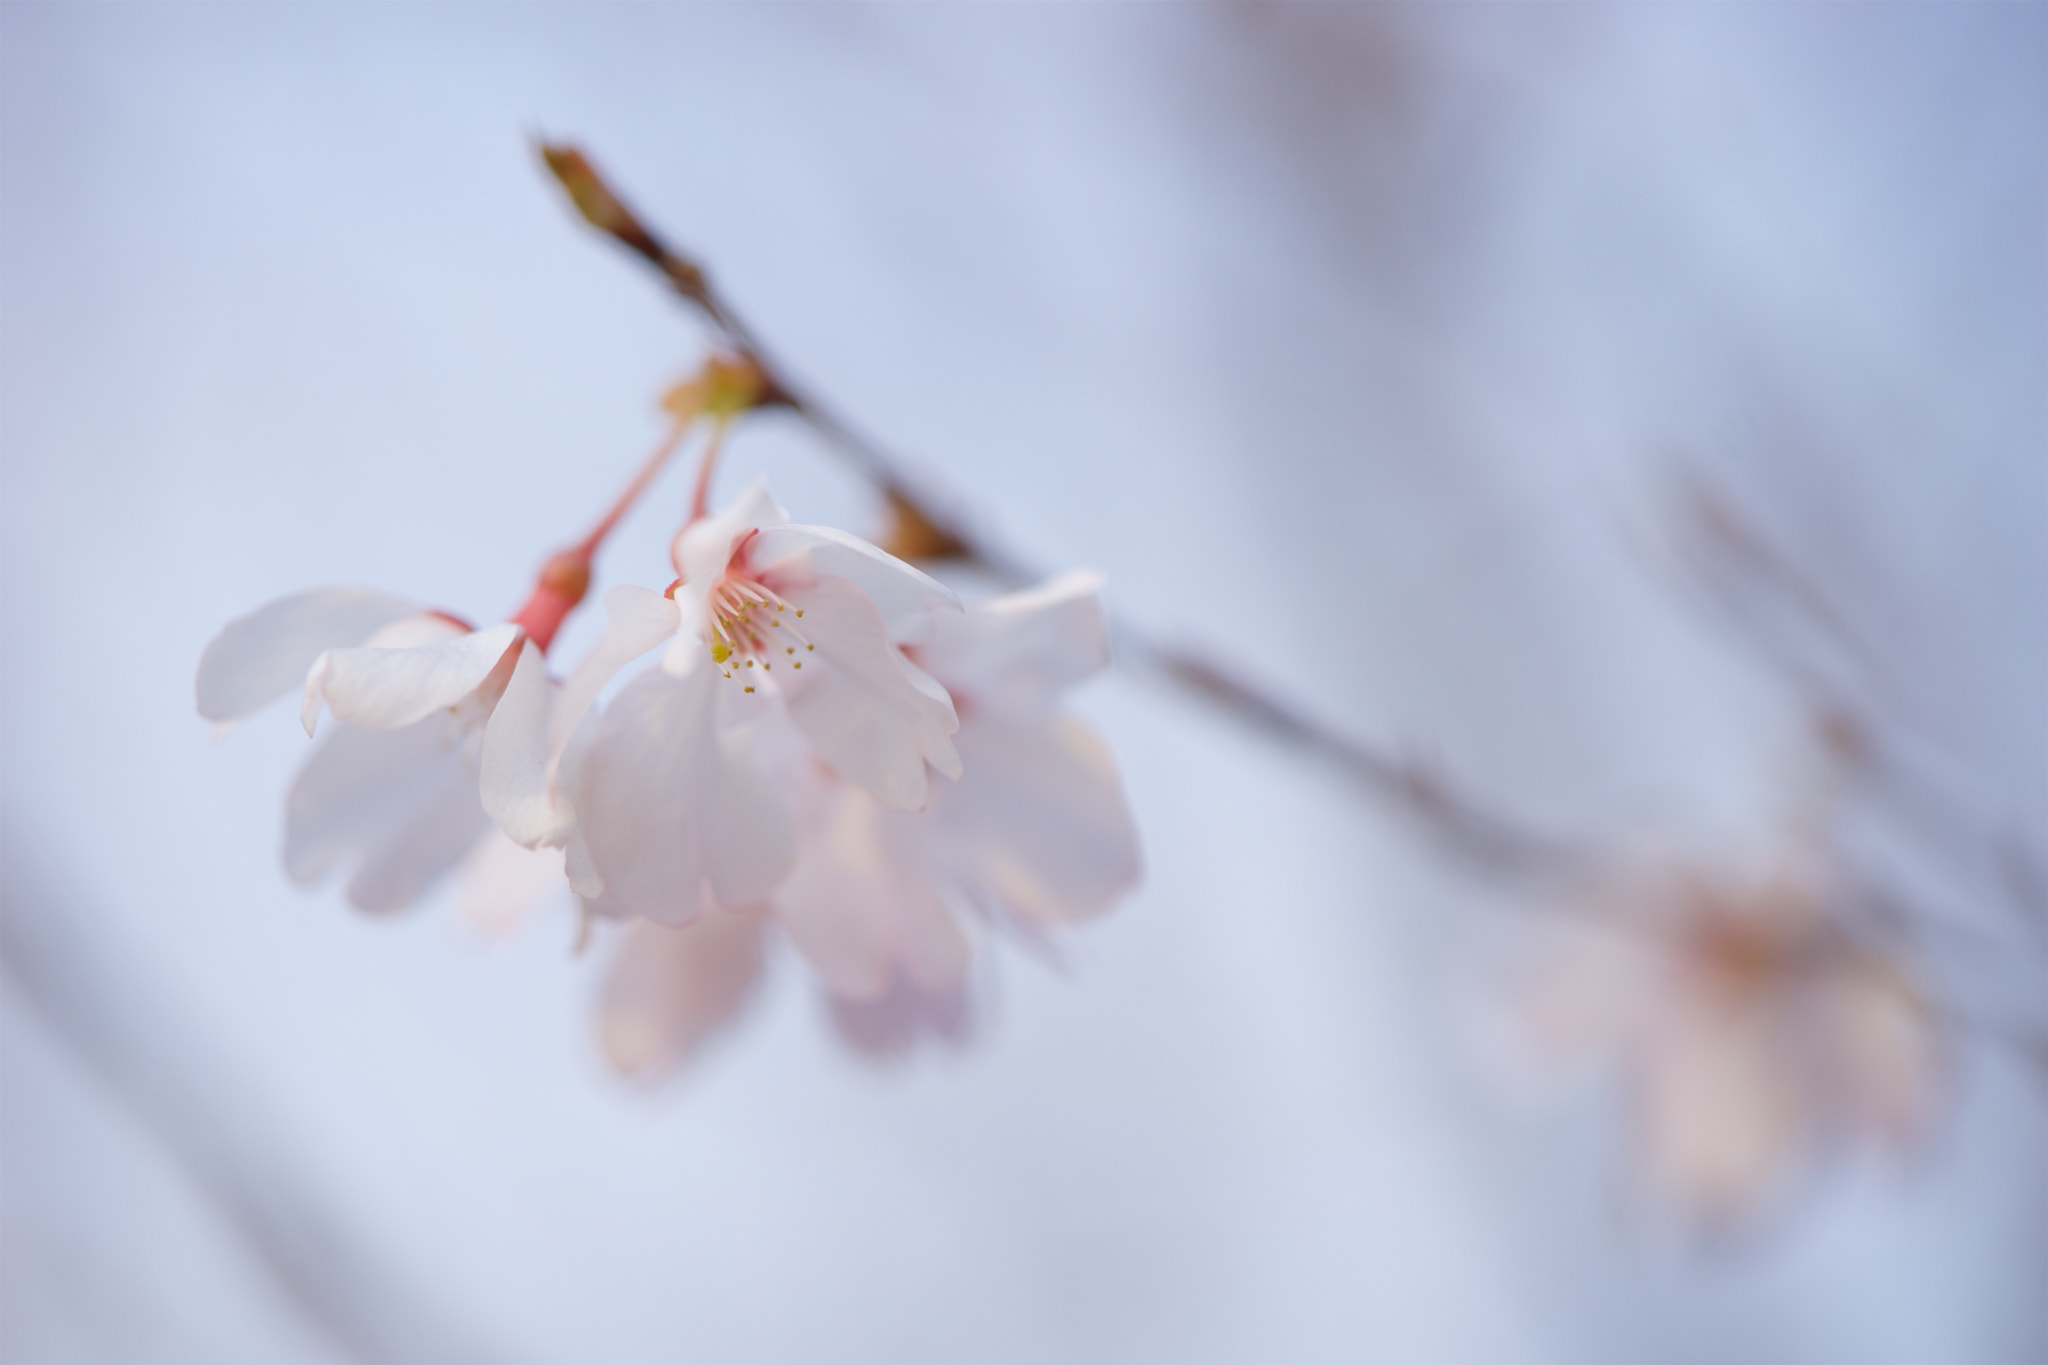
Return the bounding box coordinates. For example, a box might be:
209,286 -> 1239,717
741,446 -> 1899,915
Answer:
563,826 -> 603,900
283,715 -> 488,914
827,972 -> 972,1060
661,587 -> 713,677
899,878 -> 973,991
927,714 -> 1140,925
284,716 -> 460,883
456,832 -> 567,939
479,641 -> 569,848
362,614 -> 470,649
196,586 -> 418,722
899,653 -> 965,781
1502,927 -> 1657,1085
1634,999 -> 1808,1228
774,786 -> 969,1000
573,663 -> 795,923
305,622 -> 522,733
917,569 -> 1109,715
674,478 -> 789,590
1813,954 -> 1943,1149
347,792 -> 491,914
750,523 -> 960,639
600,911 -> 767,1079
771,575 -> 959,812
557,585 -> 682,749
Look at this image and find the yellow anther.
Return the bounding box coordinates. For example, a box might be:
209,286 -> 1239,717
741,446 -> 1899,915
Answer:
795,610 -> 805,618
744,685 -> 754,693
745,660 -> 754,668
785,647 -> 794,655
792,662 -> 801,669
806,644 -> 814,651
711,640 -> 731,663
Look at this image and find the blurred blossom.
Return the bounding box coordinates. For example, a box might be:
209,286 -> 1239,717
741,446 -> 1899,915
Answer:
600,571 -> 1140,1074
1512,835 -> 1944,1232
455,831 -> 571,940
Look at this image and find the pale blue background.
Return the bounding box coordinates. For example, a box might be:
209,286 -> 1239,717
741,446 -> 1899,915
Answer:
3,6 -> 2043,1362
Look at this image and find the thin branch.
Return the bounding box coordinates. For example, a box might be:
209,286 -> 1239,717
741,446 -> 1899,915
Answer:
1667,465 -> 2048,939
537,141 -> 1578,880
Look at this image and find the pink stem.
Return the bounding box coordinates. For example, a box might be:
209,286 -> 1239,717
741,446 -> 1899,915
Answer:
577,417 -> 693,560
687,418 -> 731,523
512,417 -> 692,653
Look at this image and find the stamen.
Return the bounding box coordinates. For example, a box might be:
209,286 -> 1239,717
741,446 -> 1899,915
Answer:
704,570 -> 818,680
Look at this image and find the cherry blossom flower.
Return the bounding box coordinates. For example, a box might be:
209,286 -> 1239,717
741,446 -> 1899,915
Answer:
194,494 -> 616,916
596,570 -> 1142,1074
198,587 -> 534,912
199,570 -> 604,914
490,479 -> 964,926
776,570 -> 1140,1013
1510,840 -> 1944,1231
196,374 -> 733,917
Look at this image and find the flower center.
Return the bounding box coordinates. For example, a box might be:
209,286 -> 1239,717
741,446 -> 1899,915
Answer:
706,574 -> 813,691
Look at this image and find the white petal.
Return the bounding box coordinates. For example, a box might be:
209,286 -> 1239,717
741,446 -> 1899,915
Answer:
675,478 -> 789,592
661,582 -> 712,677
573,665 -> 796,923
563,826 -> 604,900
558,585 -> 683,745
479,641 -> 571,848
899,653 -> 965,781
307,622 -> 522,732
774,785 -> 969,1000
346,792 -> 491,914
827,974 -> 972,1059
1635,1000 -> 1808,1228
917,569 -> 1109,714
773,575 -> 959,812
751,523 -> 960,639
283,716 -> 489,913
362,614 -> 470,649
196,586 -> 419,722
600,911 -> 767,1078
927,713 -> 1141,925
285,717 -> 455,882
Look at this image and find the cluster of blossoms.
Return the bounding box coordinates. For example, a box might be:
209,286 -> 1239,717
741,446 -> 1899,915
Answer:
197,367 -> 1140,1069
1505,835 -> 1942,1232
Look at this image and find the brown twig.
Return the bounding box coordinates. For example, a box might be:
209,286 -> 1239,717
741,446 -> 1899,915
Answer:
537,140 -> 1579,880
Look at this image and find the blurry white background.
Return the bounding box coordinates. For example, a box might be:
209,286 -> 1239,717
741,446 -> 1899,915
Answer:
2,5 -> 2042,1362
